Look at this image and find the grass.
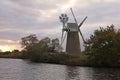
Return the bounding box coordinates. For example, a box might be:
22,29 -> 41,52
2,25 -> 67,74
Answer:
0,52 -> 88,66
1,52 -> 120,67
27,52 -> 88,66
0,54 -> 22,59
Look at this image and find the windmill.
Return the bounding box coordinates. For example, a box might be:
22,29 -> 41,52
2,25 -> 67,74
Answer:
59,8 -> 87,54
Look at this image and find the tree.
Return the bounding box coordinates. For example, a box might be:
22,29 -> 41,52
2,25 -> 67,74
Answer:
20,34 -> 63,61
84,25 -> 120,66
20,34 -> 39,49
12,49 -> 20,54
39,37 -> 51,52
20,37 -> 50,61
50,38 -> 60,52
40,37 -> 62,52
24,37 -> 62,61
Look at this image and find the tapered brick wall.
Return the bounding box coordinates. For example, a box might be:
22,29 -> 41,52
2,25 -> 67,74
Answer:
66,31 -> 81,54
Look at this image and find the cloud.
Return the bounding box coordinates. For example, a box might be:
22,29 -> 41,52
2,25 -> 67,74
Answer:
0,0 -> 120,51
74,1 -> 120,25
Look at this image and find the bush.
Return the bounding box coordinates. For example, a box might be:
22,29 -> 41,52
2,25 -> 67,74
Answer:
84,25 -> 120,67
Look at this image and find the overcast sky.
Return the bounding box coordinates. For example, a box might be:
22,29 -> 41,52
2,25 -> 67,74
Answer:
0,0 -> 120,51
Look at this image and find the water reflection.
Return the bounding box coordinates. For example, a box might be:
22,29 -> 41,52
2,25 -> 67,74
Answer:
90,68 -> 120,80
0,59 -> 120,80
65,66 -> 120,80
65,66 -> 95,80
20,62 -> 66,80
65,66 -> 80,80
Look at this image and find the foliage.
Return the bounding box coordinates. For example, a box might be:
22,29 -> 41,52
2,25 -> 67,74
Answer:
20,34 -> 62,52
12,49 -> 20,53
84,25 -> 120,66
0,51 -> 22,59
49,38 -> 62,52
20,34 -> 39,49
20,34 -> 85,64
26,41 -> 49,61
20,34 -> 63,61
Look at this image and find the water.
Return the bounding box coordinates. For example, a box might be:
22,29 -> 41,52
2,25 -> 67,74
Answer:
0,58 -> 120,80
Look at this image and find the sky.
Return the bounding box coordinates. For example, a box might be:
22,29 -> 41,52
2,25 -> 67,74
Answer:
0,0 -> 120,51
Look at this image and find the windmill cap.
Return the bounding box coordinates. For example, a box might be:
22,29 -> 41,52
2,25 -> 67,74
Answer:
67,23 -> 78,32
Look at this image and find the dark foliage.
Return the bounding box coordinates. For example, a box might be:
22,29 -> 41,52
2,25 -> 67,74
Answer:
84,25 -> 120,67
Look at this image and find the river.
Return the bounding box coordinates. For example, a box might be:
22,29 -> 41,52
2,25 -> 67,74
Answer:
0,58 -> 120,80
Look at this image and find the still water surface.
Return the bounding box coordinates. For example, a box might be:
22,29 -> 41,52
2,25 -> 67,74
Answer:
0,58 -> 120,80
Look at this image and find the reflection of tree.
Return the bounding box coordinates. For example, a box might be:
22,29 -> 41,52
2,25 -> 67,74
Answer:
91,68 -> 120,80
65,67 -> 96,80
65,66 -> 80,80
65,66 -> 120,80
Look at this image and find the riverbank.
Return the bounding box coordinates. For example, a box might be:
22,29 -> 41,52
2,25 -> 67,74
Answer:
0,53 -> 22,59
1,52 -> 120,68
0,52 -> 87,65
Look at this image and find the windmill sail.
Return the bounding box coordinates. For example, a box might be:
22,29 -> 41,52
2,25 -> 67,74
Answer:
70,8 -> 87,43
78,16 -> 87,43
78,16 -> 87,28
79,30 -> 86,43
70,8 -> 78,25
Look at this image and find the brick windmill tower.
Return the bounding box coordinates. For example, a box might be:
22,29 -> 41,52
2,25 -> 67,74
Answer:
59,8 -> 87,54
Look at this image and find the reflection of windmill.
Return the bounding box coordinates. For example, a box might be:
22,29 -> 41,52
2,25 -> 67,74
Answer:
59,8 -> 87,54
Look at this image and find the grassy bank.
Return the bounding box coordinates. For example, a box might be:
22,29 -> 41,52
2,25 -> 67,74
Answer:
0,52 -> 87,66
0,55 -> 22,59
36,53 -> 120,67
1,52 -> 120,67
22,51 -> 89,66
